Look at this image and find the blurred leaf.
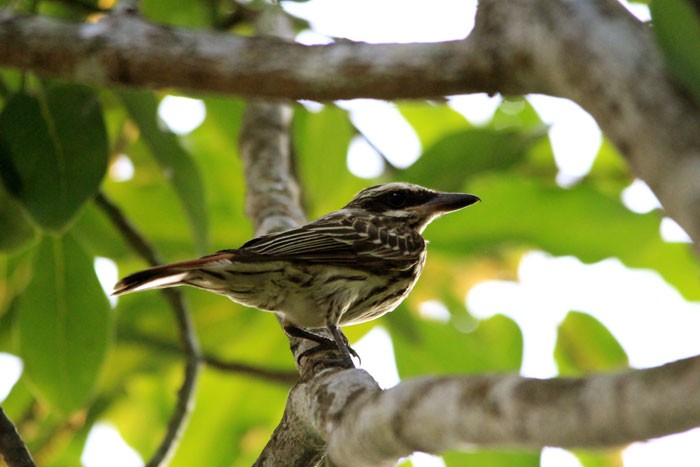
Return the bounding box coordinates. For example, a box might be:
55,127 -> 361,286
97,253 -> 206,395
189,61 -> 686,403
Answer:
401,127 -> 547,191
0,180 -> 36,252
71,202 -> 131,260
18,234 -> 111,413
141,0 -> 210,27
493,97 -> 544,130
183,96 -> 251,248
0,376 -> 34,421
170,368 -> 287,467
573,448 -> 624,467
37,0 -> 99,20
293,105 -> 365,217
589,138 -> 629,182
398,101 -> 470,148
428,174 -> 700,300
443,449 -> 540,467
0,247 -> 35,324
391,310 -> 523,377
119,91 -> 209,254
555,311 -> 628,376
0,86 -> 108,232
107,372 -> 177,457
651,0 -> 700,103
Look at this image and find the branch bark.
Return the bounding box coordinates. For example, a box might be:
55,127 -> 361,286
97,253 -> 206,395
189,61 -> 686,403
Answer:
302,355 -> 700,465
0,14 -> 494,100
234,8 -> 361,465
0,406 -> 35,467
1,0 -> 698,253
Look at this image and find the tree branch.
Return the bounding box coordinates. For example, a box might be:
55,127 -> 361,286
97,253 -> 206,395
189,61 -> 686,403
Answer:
284,356 -> 700,466
0,13 -> 496,100
234,7 -> 357,381
119,330 -> 298,386
470,0 -> 700,255
0,406 -> 35,467
15,0 -> 698,463
3,1 -> 699,253
234,7 -> 372,465
95,192 -> 201,467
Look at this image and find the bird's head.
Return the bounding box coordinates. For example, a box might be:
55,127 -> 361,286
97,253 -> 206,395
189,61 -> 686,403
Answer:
344,182 -> 480,232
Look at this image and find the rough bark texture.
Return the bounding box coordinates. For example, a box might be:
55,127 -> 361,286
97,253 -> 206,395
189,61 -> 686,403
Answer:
238,8 -> 356,465
0,1 -> 698,253
321,357 -> 700,465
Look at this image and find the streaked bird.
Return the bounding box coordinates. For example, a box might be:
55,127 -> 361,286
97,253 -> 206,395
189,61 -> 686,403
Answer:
113,182 -> 480,366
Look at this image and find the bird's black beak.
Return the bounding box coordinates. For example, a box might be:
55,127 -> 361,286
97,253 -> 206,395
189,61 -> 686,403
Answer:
424,192 -> 481,213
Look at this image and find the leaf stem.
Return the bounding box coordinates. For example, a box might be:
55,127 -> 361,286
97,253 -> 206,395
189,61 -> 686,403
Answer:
95,192 -> 201,467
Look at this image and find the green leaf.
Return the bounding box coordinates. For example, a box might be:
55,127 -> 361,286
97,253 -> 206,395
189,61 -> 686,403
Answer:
573,448 -> 624,467
293,105 -> 366,217
170,368 -> 287,467
184,96 -> 251,248
0,376 -> 34,420
391,310 -> 523,377
443,449 -> 540,467
555,311 -> 628,376
141,0 -> 210,28
0,86 -> 109,232
428,174 -> 700,300
119,91 -> 209,254
401,127 -> 546,191
0,181 -> 36,252
651,0 -> 700,103
398,101 -> 470,148
18,234 -> 111,413
492,97 -> 543,130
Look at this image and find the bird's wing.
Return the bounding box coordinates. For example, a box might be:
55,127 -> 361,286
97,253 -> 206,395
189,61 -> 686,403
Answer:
238,212 -> 423,267
238,213 -> 359,262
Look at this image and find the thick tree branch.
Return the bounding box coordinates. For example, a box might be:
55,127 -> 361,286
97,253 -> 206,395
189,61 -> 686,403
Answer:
283,356 -> 700,466
470,0 -> 700,254
1,1 -> 699,252
0,14 -> 499,100
0,406 -> 35,467
95,193 -> 201,467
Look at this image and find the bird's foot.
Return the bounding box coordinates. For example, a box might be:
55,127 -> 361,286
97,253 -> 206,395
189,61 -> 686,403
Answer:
284,326 -> 358,369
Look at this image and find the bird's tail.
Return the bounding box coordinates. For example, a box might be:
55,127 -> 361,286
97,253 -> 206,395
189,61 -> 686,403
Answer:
112,252 -> 236,296
112,264 -> 191,296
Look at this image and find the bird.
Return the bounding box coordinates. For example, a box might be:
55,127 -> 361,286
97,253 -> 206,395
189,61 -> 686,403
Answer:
113,182 -> 480,367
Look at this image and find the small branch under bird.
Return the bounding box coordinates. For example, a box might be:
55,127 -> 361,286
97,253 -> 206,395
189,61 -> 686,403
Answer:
113,182 -> 480,367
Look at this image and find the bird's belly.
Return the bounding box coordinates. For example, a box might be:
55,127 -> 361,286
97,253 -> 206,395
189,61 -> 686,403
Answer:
211,261 -> 421,329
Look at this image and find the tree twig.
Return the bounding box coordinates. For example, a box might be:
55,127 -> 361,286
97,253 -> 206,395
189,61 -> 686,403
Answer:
119,330 -> 298,386
94,193 -> 160,264
95,192 -> 201,467
3,2 -> 700,252
0,406 -> 35,467
235,6 -> 362,465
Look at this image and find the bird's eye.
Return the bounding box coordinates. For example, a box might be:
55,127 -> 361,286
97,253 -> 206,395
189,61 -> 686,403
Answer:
384,190 -> 409,208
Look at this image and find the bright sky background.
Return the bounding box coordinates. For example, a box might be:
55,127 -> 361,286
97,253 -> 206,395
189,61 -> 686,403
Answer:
1,1 -> 698,466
